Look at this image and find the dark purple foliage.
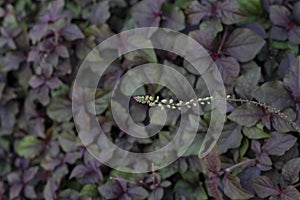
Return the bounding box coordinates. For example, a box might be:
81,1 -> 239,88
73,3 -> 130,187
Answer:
0,0 -> 300,199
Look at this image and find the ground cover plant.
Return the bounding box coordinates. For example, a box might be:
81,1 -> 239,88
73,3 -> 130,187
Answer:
0,0 -> 300,199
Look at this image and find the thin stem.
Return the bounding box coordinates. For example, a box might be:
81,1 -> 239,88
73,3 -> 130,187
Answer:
224,159 -> 257,173
133,95 -> 300,133
226,97 -> 300,133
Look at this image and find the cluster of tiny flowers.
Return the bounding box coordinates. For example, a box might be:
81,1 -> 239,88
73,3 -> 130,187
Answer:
132,95 -> 228,110
133,95 -> 300,133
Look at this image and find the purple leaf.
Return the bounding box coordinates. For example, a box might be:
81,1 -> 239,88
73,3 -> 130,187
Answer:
131,0 -> 163,27
70,160 -> 103,184
41,62 -> 54,78
98,181 -> 121,199
149,188 -> 164,200
9,183 -> 23,199
0,102 -> 19,135
41,0 -> 64,23
189,30 -> 214,51
293,2 -> 300,24
284,56 -> 300,99
160,181 -> 171,187
29,24 -> 48,44
256,163 -> 272,171
207,178 -> 223,200
282,158 -> 300,184
45,52 -> 59,67
202,148 -> 221,174
7,172 -> 20,183
288,26 -> 300,44
271,109 -> 296,133
223,173 -> 254,199
186,1 -> 211,25
252,81 -> 294,110
46,77 -> 61,89
279,54 -> 295,79
4,52 -> 26,71
41,157 -> 61,170
24,185 -> 37,199
161,4 -> 185,31
61,25 -> 84,41
43,179 -> 58,200
270,5 -> 291,27
238,167 -> 261,193
36,85 -> 50,105
280,186 -> 300,200
55,45 -> 69,58
217,123 -> 242,154
23,167 -> 39,183
48,0 -> 64,17
241,22 -> 268,39
128,186 -> 149,199
257,152 -> 272,166
89,1 -> 110,25
0,28 -> 17,49
27,50 -> 40,62
64,152 -> 82,164
217,0 -> 246,25
270,26 -> 288,41
29,75 -> 44,88
215,56 -> 240,84
223,28 -> 265,62
252,176 -> 279,198
262,132 -> 297,156
70,165 -> 87,179
228,104 -> 264,127
251,140 -> 262,154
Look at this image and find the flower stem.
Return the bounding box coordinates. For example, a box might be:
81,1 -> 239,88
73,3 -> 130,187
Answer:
224,159 -> 257,173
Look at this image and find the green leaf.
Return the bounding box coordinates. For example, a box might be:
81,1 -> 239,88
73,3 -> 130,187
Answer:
80,184 -> 99,197
110,170 -> 135,181
237,0 -> 263,16
174,180 -> 208,200
0,137 -> 10,151
239,138 -> 249,158
270,41 -> 299,54
243,123 -> 270,139
161,3 -> 185,31
47,97 -> 72,122
199,18 -> 223,38
16,136 -> 43,158
58,131 -> 77,152
174,0 -> 194,9
93,90 -> 112,115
